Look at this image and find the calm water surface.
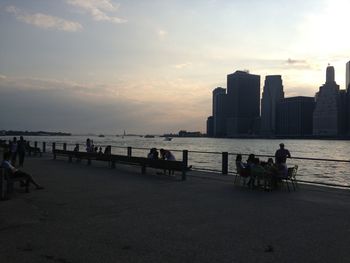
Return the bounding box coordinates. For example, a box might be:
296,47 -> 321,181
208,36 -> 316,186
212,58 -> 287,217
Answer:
3,136 -> 350,186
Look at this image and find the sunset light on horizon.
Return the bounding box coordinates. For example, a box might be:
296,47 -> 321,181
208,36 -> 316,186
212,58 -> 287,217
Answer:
1,0 -> 349,134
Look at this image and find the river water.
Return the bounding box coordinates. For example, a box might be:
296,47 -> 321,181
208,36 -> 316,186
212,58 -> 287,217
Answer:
2,135 -> 350,186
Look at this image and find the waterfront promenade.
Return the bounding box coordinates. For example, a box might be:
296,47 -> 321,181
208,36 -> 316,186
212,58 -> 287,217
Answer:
1,154 -> 350,263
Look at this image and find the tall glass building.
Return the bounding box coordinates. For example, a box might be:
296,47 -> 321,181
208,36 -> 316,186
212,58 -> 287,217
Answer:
226,71 -> 260,136
261,75 -> 284,136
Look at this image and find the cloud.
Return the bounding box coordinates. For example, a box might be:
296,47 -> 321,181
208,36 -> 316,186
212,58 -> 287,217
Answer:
0,76 -> 209,134
286,58 -> 306,65
66,0 -> 127,23
5,5 -> 82,32
174,62 -> 192,69
284,58 -> 314,69
158,29 -> 168,38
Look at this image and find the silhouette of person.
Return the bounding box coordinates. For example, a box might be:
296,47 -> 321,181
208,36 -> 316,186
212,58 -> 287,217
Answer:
17,136 -> 26,167
1,152 -> 44,192
275,143 -> 291,176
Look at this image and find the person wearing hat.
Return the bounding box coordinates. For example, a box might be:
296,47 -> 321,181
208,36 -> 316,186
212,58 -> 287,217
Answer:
275,143 -> 291,177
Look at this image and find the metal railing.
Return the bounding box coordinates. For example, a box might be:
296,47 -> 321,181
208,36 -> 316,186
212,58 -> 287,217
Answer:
3,140 -> 349,188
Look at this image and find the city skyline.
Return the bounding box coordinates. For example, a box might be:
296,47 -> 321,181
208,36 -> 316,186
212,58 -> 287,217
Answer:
1,0 -> 350,134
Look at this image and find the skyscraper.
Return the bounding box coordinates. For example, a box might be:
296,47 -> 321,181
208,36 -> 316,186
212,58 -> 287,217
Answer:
313,65 -> 340,136
261,75 -> 284,135
276,96 -> 315,136
206,116 -> 214,137
226,71 -> 260,136
346,61 -> 350,90
347,61 -> 350,135
212,87 -> 227,137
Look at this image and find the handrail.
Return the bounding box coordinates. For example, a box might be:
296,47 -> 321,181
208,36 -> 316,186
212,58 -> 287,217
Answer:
2,140 -> 349,187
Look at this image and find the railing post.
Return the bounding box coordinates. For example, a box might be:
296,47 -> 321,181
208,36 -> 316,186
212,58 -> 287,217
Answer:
182,150 -> 188,166
127,147 -> 132,157
52,142 -> 56,159
182,150 -> 188,181
63,143 -> 67,151
34,141 -> 38,156
222,152 -> 228,175
27,141 -> 31,156
42,142 -> 46,153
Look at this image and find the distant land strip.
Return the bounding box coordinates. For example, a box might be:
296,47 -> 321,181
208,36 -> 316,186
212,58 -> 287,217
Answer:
0,130 -> 71,136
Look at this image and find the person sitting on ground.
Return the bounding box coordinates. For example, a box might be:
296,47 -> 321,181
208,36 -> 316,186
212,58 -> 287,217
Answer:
1,152 -> 44,192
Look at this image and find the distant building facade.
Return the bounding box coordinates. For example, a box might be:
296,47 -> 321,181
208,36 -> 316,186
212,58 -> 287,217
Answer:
313,65 -> 340,136
260,75 -> 284,135
346,61 -> 350,90
276,96 -> 315,136
212,87 -> 227,137
339,90 -> 348,135
206,116 -> 214,137
346,61 -> 350,135
226,71 -> 260,136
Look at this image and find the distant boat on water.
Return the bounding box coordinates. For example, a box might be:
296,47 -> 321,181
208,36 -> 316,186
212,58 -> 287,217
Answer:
144,135 -> 155,138
98,134 -> 105,138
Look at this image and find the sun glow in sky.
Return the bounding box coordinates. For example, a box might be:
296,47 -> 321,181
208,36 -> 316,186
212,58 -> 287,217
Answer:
0,0 -> 349,134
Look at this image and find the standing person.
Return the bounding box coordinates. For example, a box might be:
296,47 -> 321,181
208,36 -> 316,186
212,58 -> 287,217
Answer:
275,143 -> 291,176
86,138 -> 92,152
17,136 -> 26,167
10,137 -> 18,165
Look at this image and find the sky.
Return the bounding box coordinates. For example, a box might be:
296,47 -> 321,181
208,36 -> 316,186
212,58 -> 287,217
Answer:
0,0 -> 349,135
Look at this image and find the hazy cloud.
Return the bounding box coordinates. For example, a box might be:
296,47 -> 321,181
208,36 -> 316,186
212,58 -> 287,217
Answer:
286,58 -> 307,65
66,0 -> 127,23
0,76 -> 208,134
281,58 -> 313,69
157,29 -> 168,39
5,5 -> 82,32
174,62 -> 192,69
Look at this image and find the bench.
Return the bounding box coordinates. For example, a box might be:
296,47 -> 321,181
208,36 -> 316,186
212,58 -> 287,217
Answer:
27,146 -> 42,157
53,149 -> 188,180
0,168 -> 29,200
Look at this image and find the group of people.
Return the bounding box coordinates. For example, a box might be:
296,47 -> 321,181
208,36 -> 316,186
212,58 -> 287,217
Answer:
235,143 -> 291,189
84,138 -> 111,155
8,136 -> 27,167
147,148 -> 176,161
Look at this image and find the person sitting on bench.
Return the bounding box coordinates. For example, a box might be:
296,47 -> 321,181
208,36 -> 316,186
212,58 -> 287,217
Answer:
1,152 -> 44,192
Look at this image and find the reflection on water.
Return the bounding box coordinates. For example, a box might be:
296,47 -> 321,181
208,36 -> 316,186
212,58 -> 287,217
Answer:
2,135 -> 350,186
